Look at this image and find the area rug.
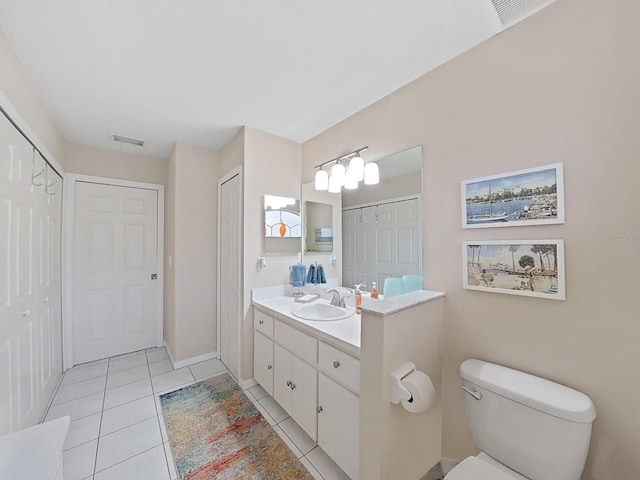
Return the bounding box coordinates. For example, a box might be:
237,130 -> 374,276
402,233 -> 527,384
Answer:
160,373 -> 314,480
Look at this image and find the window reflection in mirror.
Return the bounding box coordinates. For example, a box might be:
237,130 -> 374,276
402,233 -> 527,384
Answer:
263,195 -> 302,255
301,146 -> 423,291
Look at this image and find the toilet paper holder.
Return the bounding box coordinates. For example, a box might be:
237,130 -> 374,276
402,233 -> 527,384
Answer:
390,362 -> 417,404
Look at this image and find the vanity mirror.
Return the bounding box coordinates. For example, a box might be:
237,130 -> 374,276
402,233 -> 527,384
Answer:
263,194 -> 302,255
301,146 -> 423,293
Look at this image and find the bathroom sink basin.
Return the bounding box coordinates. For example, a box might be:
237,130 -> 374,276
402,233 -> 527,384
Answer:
291,303 -> 354,321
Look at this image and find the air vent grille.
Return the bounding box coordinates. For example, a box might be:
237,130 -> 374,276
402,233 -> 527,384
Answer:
112,134 -> 145,146
491,0 -> 555,27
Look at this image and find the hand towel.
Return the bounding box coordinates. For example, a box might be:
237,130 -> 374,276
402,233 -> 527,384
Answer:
306,264 -> 316,284
317,264 -> 326,284
311,264 -> 319,284
291,264 -> 306,287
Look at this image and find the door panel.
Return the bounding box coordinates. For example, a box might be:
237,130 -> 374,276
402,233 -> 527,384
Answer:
0,113 -> 63,434
73,182 -> 158,363
219,174 -> 241,379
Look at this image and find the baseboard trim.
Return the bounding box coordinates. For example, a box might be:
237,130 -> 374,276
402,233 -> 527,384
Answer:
440,458 -> 460,474
239,378 -> 258,390
164,342 -> 218,370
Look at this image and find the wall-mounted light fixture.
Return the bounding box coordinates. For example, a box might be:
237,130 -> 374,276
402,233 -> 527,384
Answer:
314,147 -> 379,191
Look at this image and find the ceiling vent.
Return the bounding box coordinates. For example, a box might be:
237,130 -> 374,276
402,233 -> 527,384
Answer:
111,133 -> 145,147
491,0 -> 556,28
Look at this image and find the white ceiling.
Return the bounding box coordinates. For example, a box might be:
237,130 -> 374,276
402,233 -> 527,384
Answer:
0,1 -> 505,159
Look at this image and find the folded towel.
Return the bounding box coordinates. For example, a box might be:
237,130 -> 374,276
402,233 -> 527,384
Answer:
317,264 -> 326,284
291,265 -> 306,287
306,264 -> 316,284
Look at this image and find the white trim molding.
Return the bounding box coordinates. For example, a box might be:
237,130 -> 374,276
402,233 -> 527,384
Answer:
164,342 -> 219,370
63,174 -> 165,370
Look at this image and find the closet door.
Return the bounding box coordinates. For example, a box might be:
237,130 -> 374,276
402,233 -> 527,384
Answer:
35,154 -> 63,407
0,114 -> 41,433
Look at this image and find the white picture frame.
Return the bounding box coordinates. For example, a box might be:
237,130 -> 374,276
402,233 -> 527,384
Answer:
462,239 -> 566,300
461,163 -> 565,229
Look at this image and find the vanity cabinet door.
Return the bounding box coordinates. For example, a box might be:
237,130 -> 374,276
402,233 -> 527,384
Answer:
292,356 -> 317,441
318,373 -> 360,480
273,344 -> 318,441
253,331 -> 273,396
273,344 -> 294,414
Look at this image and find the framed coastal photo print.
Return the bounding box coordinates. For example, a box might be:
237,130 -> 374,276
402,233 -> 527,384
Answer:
462,240 -> 566,300
461,163 -> 565,229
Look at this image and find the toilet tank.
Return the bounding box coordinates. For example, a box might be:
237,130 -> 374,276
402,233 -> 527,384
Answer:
460,359 -> 596,480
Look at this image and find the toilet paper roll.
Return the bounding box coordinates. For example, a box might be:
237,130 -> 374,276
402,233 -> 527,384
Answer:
400,370 -> 436,413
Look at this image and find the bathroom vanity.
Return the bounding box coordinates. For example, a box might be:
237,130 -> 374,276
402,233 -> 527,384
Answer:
252,288 -> 445,480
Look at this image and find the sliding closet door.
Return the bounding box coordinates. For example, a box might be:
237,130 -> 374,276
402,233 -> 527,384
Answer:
0,112 -> 63,434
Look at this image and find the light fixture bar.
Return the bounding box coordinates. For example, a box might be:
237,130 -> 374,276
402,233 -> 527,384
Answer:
314,146 -> 368,170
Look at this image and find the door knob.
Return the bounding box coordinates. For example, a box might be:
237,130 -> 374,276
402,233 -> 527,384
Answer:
21,309 -> 31,317
333,361 -> 341,368
317,406 -> 323,413
267,364 -> 272,370
42,297 -> 49,303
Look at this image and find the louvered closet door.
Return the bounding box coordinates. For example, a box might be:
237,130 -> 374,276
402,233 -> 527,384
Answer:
0,114 -> 61,434
73,182 -> 159,364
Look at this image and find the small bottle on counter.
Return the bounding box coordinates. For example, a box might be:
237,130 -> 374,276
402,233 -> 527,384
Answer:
371,281 -> 379,299
354,284 -> 364,314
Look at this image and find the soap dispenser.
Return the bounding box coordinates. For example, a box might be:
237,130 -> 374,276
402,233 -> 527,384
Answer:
371,281 -> 379,299
354,284 -> 364,314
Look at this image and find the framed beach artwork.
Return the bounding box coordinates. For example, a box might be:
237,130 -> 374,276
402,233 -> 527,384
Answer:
462,240 -> 566,300
461,163 -> 565,229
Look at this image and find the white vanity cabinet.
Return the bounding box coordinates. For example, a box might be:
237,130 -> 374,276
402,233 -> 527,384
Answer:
252,306 -> 360,478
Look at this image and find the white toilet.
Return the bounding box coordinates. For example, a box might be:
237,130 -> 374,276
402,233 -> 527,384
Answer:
446,359 -> 596,480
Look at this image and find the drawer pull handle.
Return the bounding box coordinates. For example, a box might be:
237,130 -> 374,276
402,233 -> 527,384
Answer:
259,319 -> 264,325
317,406 -> 323,413
267,364 -> 272,370
333,361 -> 340,368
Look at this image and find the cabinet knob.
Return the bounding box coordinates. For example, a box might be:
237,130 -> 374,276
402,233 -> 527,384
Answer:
333,360 -> 341,368
286,380 -> 292,387
42,297 -> 49,303
259,319 -> 264,325
317,406 -> 323,413
290,382 -> 296,390
21,309 -> 31,317
267,364 -> 272,370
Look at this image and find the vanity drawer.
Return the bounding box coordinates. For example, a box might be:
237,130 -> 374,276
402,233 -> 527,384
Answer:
274,320 -> 318,365
254,309 -> 274,337
318,342 -> 360,395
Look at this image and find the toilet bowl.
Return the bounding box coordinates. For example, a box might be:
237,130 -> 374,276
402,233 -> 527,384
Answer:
446,359 -> 596,480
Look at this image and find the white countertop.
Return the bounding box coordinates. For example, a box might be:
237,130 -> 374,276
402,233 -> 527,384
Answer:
252,296 -> 362,356
252,289 -> 445,358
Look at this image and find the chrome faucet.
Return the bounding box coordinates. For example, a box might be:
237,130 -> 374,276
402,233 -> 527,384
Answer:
326,288 -> 347,308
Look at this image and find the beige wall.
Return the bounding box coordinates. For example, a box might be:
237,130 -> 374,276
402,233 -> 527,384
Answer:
65,141 -> 168,185
165,143 -> 219,362
302,0 -> 640,477
0,27 -> 65,167
242,127 -> 302,381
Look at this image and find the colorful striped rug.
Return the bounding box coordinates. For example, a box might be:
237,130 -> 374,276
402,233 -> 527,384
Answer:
160,373 -> 314,480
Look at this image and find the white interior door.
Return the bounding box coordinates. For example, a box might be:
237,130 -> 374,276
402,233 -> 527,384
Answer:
219,172 -> 241,379
343,197 -> 421,293
73,182 -> 159,364
0,112 -> 63,434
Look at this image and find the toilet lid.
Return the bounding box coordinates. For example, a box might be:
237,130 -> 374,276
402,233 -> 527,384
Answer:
445,456 -> 523,480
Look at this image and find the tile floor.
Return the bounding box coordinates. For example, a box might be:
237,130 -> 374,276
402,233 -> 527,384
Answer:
44,347 -> 349,480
